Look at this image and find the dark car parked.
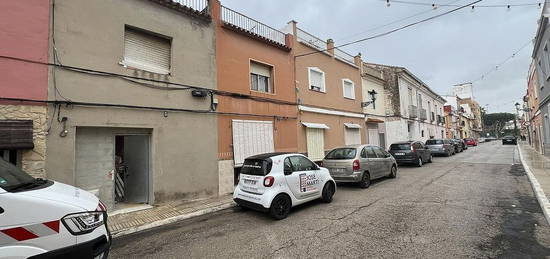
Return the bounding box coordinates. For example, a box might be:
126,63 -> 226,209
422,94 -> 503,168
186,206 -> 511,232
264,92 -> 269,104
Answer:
502,136 -> 517,145
389,141 -> 432,167
451,139 -> 463,153
425,139 -> 455,156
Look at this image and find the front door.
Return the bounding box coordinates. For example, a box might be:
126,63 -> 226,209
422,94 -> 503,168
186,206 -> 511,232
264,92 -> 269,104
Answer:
364,146 -> 381,178
284,156 -> 322,199
122,135 -> 150,204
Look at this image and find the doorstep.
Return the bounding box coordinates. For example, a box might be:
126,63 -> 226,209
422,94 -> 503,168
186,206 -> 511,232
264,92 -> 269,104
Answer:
107,194 -> 236,238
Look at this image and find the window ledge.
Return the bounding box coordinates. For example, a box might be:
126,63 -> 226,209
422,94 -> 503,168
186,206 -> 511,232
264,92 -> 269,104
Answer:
309,88 -> 327,94
250,89 -> 276,96
343,96 -> 355,100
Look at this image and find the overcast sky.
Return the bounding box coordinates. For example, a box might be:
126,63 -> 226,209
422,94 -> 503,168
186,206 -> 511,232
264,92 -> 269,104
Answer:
222,0 -> 541,113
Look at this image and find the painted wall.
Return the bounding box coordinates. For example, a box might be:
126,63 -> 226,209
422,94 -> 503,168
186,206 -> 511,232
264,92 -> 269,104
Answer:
361,75 -> 386,117
297,112 -> 366,154
46,0 -> 218,204
0,0 -> 49,100
212,0 -> 298,161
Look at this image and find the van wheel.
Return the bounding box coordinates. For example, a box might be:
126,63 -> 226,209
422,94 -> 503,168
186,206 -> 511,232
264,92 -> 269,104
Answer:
359,172 -> 371,189
269,195 -> 291,220
388,165 -> 397,179
428,155 -> 433,163
416,157 -> 423,167
321,182 -> 335,203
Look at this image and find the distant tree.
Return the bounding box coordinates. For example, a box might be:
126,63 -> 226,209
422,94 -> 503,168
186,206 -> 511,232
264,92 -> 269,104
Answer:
483,113 -> 516,138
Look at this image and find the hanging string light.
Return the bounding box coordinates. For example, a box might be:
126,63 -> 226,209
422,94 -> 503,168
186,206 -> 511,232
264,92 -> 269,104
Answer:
383,0 -> 547,10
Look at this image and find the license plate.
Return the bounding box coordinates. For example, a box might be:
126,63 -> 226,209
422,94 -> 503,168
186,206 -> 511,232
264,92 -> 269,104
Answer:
395,152 -> 405,156
331,168 -> 345,173
243,179 -> 257,185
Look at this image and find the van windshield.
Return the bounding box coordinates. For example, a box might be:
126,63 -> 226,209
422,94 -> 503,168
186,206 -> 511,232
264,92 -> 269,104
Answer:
0,159 -> 35,192
240,159 -> 272,176
426,140 -> 443,145
325,148 -> 357,160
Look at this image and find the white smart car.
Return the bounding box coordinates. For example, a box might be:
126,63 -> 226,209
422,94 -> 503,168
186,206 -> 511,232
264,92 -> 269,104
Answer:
233,152 -> 336,220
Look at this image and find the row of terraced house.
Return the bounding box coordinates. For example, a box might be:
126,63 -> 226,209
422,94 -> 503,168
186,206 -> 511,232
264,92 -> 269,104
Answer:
0,0 -> 450,211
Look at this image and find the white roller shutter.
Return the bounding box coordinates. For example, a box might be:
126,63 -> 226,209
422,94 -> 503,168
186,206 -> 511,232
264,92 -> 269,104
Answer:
306,128 -> 325,161
124,27 -> 171,74
368,129 -> 379,146
345,128 -> 361,145
232,120 -> 275,166
250,61 -> 271,77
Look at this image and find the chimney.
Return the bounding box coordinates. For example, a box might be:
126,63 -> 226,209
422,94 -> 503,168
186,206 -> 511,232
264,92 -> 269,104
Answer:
354,52 -> 362,67
327,39 -> 335,56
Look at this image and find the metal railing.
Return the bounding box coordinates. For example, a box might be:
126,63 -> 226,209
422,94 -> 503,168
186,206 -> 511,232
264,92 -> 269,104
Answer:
221,6 -> 286,46
409,105 -> 418,118
171,0 -> 208,13
334,48 -> 356,66
296,28 -> 326,51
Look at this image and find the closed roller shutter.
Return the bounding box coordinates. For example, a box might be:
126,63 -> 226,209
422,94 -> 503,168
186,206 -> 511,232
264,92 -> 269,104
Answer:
124,27 -> 171,74
367,129 -> 379,146
232,120 -> 274,166
345,128 -> 361,145
306,128 -> 325,161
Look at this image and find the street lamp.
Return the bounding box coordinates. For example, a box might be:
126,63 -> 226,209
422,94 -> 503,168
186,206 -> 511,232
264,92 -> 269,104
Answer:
361,90 -> 378,109
514,102 -> 520,138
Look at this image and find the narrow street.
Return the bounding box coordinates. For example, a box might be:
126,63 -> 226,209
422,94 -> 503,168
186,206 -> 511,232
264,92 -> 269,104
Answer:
111,142 -> 550,258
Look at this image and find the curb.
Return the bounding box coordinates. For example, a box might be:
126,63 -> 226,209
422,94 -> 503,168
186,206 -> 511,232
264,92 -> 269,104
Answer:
111,202 -> 236,238
517,145 -> 550,225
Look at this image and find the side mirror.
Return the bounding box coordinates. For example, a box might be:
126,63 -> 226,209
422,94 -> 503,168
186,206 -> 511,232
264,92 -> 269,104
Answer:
284,168 -> 293,175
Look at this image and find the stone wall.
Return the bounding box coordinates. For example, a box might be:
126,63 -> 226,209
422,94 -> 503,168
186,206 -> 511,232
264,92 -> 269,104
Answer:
0,104 -> 47,178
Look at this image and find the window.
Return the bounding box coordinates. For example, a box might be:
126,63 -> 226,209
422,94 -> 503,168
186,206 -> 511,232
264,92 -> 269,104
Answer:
250,61 -> 273,93
372,147 -> 386,158
241,159 -> 272,176
288,156 -> 317,171
0,150 -> 19,167
545,44 -> 550,79
421,130 -> 425,137
308,68 -> 325,92
365,147 -> 377,158
123,26 -> 171,74
325,148 -> 357,160
342,79 -> 355,99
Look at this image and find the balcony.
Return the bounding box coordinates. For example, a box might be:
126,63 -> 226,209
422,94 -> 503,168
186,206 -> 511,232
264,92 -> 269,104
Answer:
221,6 -> 289,50
419,108 -> 427,120
409,105 -> 418,118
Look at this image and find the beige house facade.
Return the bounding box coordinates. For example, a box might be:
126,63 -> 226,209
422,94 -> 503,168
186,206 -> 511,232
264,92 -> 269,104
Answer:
45,0 -> 218,211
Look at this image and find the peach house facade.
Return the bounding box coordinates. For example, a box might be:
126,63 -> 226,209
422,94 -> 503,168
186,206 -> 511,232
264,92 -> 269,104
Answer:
285,21 -> 365,161
212,1 -> 298,193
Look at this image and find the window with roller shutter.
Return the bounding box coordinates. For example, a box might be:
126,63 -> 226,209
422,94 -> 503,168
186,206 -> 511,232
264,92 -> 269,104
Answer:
122,26 -> 171,74
342,79 -> 355,99
250,61 -> 273,93
308,67 -> 325,92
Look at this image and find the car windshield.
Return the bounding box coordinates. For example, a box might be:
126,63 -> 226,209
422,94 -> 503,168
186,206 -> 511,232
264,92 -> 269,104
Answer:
426,140 -> 443,145
240,159 -> 272,176
325,148 -> 357,160
0,159 -> 36,192
390,144 -> 411,150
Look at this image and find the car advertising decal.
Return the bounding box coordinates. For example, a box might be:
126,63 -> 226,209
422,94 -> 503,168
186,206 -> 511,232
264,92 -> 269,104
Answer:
299,173 -> 320,192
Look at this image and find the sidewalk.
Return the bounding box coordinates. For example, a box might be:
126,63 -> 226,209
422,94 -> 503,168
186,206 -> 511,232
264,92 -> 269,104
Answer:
517,142 -> 550,225
107,194 -> 235,238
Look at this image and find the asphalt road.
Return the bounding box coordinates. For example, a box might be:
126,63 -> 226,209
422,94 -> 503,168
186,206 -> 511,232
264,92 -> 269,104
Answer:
110,141 -> 550,258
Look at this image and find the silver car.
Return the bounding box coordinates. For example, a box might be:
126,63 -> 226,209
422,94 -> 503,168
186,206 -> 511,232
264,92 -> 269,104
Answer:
321,145 -> 397,188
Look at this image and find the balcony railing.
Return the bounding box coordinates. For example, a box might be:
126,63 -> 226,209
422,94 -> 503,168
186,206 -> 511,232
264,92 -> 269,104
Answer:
171,0 -> 208,13
221,6 -> 287,47
409,105 -> 418,118
296,28 -> 326,51
419,108 -> 427,120
334,48 -> 356,66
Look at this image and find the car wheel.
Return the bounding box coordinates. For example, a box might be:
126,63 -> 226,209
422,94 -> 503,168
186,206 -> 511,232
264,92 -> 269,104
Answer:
388,165 -> 397,178
416,157 -> 423,167
321,182 -> 335,203
428,155 -> 433,163
359,172 -> 371,189
269,195 -> 291,220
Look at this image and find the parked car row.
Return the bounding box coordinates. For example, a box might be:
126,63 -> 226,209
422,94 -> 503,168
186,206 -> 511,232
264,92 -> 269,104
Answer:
233,138 -> 479,220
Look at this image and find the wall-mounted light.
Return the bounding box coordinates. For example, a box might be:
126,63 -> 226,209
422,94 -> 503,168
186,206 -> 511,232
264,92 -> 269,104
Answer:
361,90 -> 378,109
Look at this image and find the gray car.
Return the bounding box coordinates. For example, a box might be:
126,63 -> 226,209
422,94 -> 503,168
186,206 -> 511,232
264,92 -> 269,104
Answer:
425,139 -> 455,156
322,145 -> 397,189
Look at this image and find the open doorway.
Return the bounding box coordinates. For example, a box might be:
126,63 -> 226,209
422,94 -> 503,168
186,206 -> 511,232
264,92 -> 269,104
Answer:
114,135 -> 150,211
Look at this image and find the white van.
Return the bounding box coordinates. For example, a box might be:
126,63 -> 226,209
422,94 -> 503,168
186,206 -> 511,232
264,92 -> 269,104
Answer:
0,159 -> 111,258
